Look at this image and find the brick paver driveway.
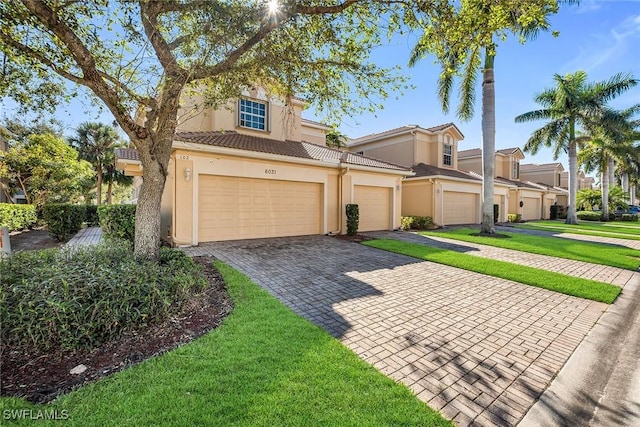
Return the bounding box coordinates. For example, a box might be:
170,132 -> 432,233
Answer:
185,236 -> 607,426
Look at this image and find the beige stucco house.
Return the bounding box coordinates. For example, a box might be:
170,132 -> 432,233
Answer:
520,163 -> 568,206
347,124 -> 515,225
117,89 -> 411,245
560,170 -> 594,190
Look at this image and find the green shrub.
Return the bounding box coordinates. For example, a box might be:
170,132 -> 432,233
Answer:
0,240 -> 207,351
507,214 -> 522,223
0,203 -> 38,231
42,204 -> 86,241
99,204 -> 136,242
346,204 -> 359,236
621,214 -> 638,222
401,216 -> 434,231
85,205 -> 99,226
576,211 -> 602,221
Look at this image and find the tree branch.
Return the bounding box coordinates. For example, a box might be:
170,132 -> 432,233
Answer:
139,0 -> 183,77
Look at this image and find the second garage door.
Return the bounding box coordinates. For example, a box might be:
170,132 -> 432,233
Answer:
522,197 -> 540,221
443,191 -> 478,225
198,175 -> 321,242
354,185 -> 391,231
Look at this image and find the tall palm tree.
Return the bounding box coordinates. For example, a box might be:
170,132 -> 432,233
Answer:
70,122 -> 122,205
102,147 -> 133,204
409,0 -> 572,234
515,71 -> 638,224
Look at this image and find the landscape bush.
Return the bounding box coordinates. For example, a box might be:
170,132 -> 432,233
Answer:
507,214 -> 522,223
0,203 -> 38,231
85,205 -> 99,226
577,211 -> 602,221
401,216 -> 434,231
42,203 -> 86,241
99,204 -> 136,242
621,214 -> 638,222
346,204 -> 359,236
0,240 -> 208,351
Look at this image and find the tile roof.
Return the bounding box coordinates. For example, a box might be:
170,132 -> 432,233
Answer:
301,118 -> 331,128
495,176 -> 547,190
520,162 -> 564,171
116,131 -> 410,172
458,148 -> 482,159
411,163 -> 481,181
115,148 -> 139,160
496,147 -> 521,155
348,122 -> 463,146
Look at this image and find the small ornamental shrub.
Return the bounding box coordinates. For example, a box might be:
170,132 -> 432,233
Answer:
577,211 -> 602,221
99,204 -> 136,242
42,203 -> 86,241
85,205 -> 99,226
507,214 -> 522,223
401,216 -> 434,231
0,203 -> 37,231
0,240 -> 207,351
621,214 -> 638,222
346,204 -> 359,236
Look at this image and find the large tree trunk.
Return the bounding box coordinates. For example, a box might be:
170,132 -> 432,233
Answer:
480,52 -> 495,234
608,157 -> 615,188
566,136 -> 578,224
107,181 -> 113,204
96,164 -> 103,206
601,159 -> 610,219
622,172 -> 629,204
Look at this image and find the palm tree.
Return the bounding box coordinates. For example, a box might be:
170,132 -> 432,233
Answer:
326,129 -> 348,149
102,148 -> 133,204
515,71 -> 638,224
70,122 -> 122,205
409,0 -> 572,234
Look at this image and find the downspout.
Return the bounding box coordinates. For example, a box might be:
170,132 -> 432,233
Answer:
334,156 -> 350,235
428,178 -> 436,225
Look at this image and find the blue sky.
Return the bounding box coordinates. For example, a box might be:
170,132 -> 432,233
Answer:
3,1 -> 638,175
308,0 -> 640,170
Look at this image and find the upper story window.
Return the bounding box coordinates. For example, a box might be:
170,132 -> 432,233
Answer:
443,142 -> 453,166
239,98 -> 267,131
512,161 -> 520,179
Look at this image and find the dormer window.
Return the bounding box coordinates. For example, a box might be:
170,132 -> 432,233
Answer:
239,98 -> 268,131
443,138 -> 453,166
512,161 -> 520,179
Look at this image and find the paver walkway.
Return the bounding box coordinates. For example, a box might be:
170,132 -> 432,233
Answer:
185,236 -> 611,426
368,231 -> 634,287
66,227 -> 102,247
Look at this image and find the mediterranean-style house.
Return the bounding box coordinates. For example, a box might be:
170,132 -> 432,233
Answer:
560,170 -> 595,190
117,89 -> 412,245
520,163 -> 569,206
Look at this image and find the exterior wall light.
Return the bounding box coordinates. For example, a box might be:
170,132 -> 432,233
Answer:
184,167 -> 192,182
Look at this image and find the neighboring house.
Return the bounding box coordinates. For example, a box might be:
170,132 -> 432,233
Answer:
117,89 -> 412,245
560,170 -> 593,190
347,124 -> 513,225
520,163 -> 568,206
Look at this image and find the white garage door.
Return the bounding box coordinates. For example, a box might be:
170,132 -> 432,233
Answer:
354,185 -> 391,231
198,175 -> 321,242
522,197 -> 540,221
443,191 -> 478,225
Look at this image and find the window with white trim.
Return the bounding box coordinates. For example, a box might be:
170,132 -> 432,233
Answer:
443,143 -> 453,166
238,98 -> 267,131
512,161 -> 520,179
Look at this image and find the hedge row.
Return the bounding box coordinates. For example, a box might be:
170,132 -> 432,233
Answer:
98,204 -> 136,242
576,211 -> 602,221
401,216 -> 433,231
0,203 -> 37,231
42,204 -> 86,241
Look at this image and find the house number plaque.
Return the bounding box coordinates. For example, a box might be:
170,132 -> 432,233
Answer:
265,169 -> 277,175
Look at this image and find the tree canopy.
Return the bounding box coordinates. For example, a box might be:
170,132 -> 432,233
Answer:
0,0 -> 408,260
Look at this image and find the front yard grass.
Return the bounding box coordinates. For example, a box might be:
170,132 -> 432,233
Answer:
514,220 -> 640,241
364,239 -> 621,304
0,261 -> 450,427
419,228 -> 640,271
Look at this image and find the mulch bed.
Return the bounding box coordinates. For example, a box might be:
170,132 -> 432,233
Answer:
331,233 -> 375,243
0,256 -> 233,404
9,228 -> 64,252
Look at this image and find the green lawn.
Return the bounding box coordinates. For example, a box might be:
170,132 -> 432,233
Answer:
419,228 -> 640,271
363,239 -> 621,304
515,220 -> 640,240
0,261 -> 450,427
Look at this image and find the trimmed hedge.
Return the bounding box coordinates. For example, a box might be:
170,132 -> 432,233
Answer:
85,205 -> 99,226
401,216 -> 434,231
621,214 -> 638,222
0,240 -> 207,351
577,211 -> 602,221
507,214 -> 522,223
99,204 -> 136,242
346,204 -> 359,236
42,204 -> 86,241
0,203 -> 38,231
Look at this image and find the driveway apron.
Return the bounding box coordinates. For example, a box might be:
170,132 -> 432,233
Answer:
185,236 -> 607,426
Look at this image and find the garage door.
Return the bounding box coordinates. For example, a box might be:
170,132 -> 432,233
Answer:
522,197 -> 540,221
198,175 -> 321,242
354,185 -> 390,231
443,191 -> 478,225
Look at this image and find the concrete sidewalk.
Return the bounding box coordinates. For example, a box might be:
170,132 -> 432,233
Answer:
66,227 -> 102,247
